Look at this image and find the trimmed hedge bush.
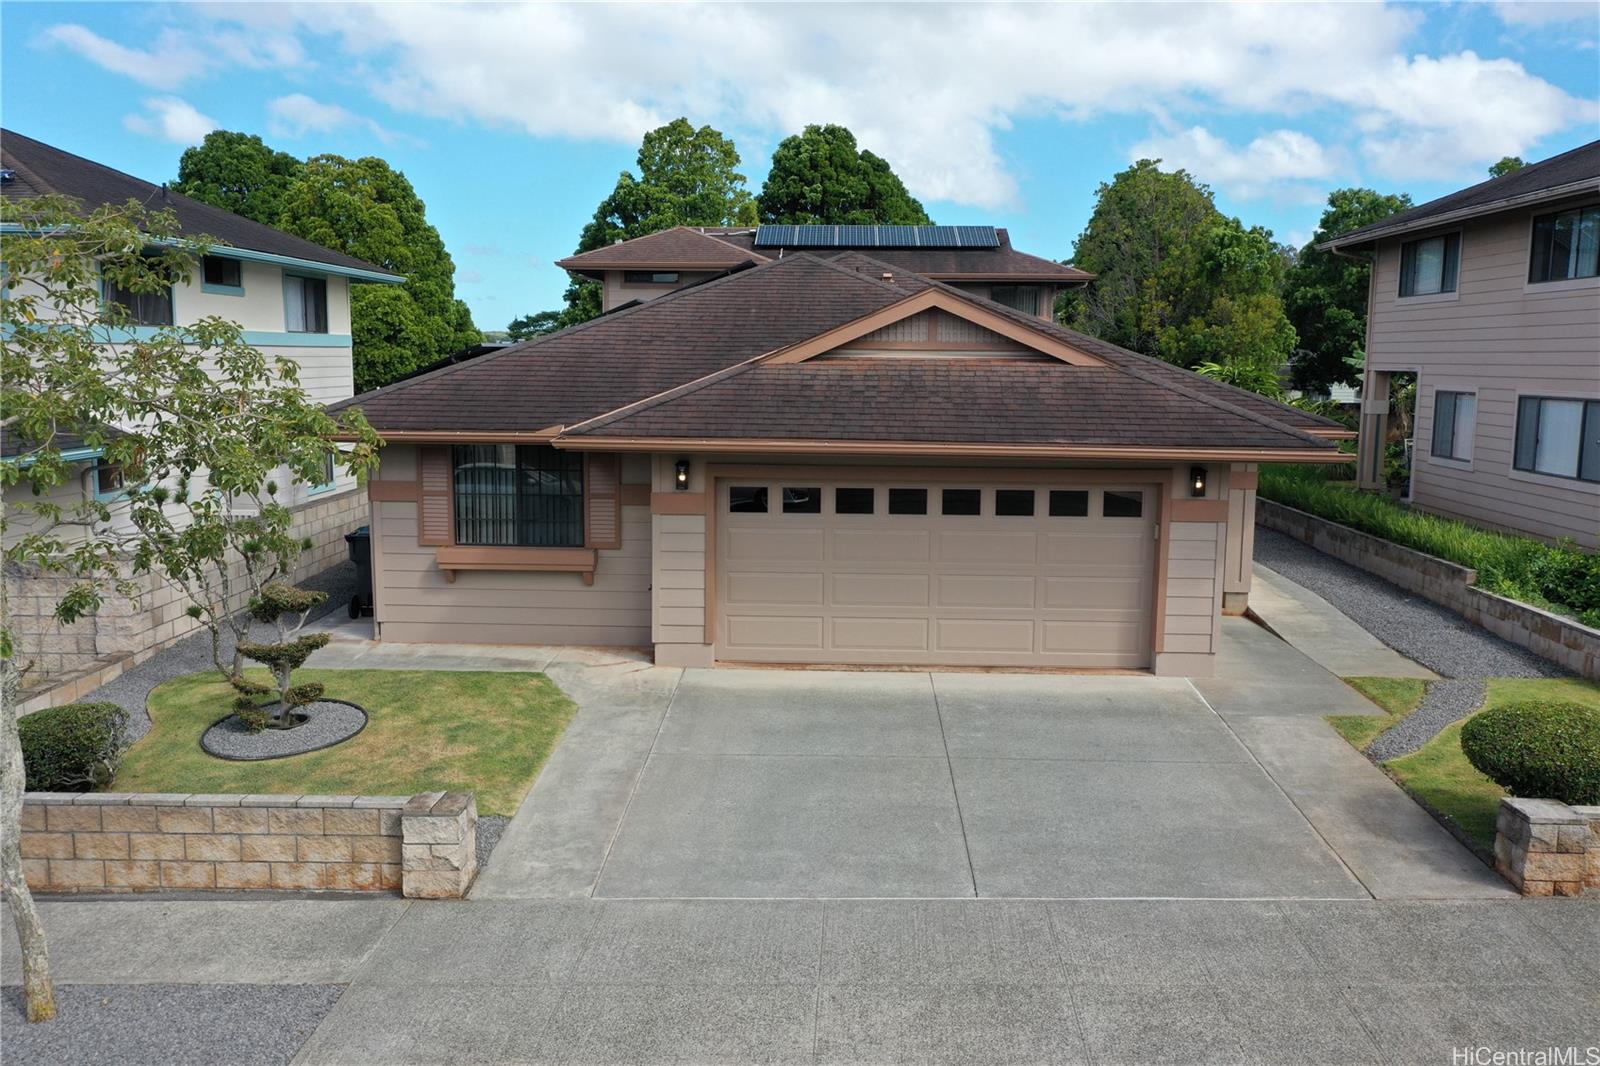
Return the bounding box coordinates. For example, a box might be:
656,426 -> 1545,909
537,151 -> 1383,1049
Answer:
1460,700 -> 1600,806
1259,465 -> 1600,625
19,701 -> 131,792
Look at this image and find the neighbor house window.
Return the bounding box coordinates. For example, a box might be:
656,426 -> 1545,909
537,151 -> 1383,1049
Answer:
202,256 -> 243,289
1430,390 -> 1477,462
623,271 -> 680,284
284,275 -> 329,333
990,285 -> 1040,315
1514,397 -> 1600,483
1528,205 -> 1600,283
105,267 -> 173,327
308,451 -> 337,494
1398,233 -> 1460,297
93,460 -> 126,499
452,444 -> 584,546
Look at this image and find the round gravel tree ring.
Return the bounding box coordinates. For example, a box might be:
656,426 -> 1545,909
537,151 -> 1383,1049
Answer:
201,699 -> 368,761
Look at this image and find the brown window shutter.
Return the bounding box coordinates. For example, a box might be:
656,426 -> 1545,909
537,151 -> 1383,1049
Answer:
585,453 -> 621,551
417,445 -> 454,546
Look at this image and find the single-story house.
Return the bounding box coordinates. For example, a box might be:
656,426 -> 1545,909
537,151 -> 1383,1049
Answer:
335,226 -> 1347,676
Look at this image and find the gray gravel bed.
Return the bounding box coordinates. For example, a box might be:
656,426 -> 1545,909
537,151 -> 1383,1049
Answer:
1366,678 -> 1488,762
1256,526 -> 1568,758
78,562 -> 359,745
200,699 -> 367,760
2,983 -> 342,1066
476,814 -> 509,870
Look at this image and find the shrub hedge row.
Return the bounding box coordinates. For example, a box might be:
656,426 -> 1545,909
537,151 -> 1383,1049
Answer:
1461,700 -> 1600,806
1259,465 -> 1600,627
19,701 -> 131,792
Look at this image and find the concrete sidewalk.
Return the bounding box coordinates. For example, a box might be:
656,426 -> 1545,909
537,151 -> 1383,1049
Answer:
7,895 -> 1596,1065
1249,563 -> 1438,680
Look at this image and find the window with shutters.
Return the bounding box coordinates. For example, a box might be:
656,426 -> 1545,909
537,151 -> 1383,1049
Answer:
452,444 -> 584,546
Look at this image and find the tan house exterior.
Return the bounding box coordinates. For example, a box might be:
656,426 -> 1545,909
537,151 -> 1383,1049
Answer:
1327,142 -> 1600,548
338,227 -> 1344,678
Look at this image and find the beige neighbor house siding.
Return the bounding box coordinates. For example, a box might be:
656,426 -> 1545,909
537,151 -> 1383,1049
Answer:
1362,196 -> 1600,547
601,270 -> 721,311
368,445 -> 652,647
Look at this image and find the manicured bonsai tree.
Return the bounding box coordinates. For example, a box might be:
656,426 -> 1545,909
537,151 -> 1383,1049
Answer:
1460,699 -> 1600,806
234,582 -> 331,731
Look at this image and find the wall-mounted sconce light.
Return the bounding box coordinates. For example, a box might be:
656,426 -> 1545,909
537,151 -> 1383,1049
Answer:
674,458 -> 690,490
1190,465 -> 1207,498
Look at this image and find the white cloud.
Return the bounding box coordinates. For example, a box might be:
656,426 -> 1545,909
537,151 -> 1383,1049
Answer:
40,24 -> 210,90
122,96 -> 219,144
266,93 -> 409,144
47,4 -> 1600,206
1490,1 -> 1599,25
1130,127 -> 1336,199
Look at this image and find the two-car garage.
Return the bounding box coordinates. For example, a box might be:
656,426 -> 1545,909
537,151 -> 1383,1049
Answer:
713,474 -> 1160,669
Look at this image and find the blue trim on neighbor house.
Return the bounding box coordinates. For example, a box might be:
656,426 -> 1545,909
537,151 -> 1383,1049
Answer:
201,281 -> 246,297
88,325 -> 352,347
3,446 -> 105,469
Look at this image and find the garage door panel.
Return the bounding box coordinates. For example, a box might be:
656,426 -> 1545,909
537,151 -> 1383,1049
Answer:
726,571 -> 824,606
936,574 -> 1036,609
832,572 -> 929,607
937,531 -> 1036,564
833,617 -> 930,651
725,527 -> 824,562
935,618 -> 1036,653
717,477 -> 1157,669
833,529 -> 931,563
1041,576 -> 1148,611
1041,620 -> 1144,654
1040,533 -> 1150,566
724,614 -> 824,649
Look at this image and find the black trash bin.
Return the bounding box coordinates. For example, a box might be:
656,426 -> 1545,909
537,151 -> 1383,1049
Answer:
345,525 -> 373,618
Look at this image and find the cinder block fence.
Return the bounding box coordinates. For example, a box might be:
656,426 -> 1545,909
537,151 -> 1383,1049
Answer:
1494,797 -> 1599,896
20,791 -> 477,898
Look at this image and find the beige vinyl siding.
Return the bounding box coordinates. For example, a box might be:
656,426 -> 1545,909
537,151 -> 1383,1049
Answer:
370,444 -> 652,647
1367,196 -> 1600,546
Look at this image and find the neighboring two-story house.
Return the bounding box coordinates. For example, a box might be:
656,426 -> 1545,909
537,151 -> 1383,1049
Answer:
1325,141 -> 1600,548
1,130 -> 403,694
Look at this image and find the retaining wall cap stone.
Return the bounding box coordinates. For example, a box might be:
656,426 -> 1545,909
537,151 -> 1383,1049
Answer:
73,793 -> 133,805
405,791 -> 446,814
137,793 -> 192,806
26,793 -> 80,805
351,796 -> 411,809
185,794 -> 242,807
432,792 -> 472,818
239,794 -> 299,807
296,795 -> 356,808
1503,797 -> 1586,824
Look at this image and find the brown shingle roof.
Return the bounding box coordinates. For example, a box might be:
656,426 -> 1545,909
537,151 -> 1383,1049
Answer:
331,254 -> 915,434
1,129 -> 399,279
555,227 -> 767,274
336,249 -> 1335,457
563,359 -> 1330,452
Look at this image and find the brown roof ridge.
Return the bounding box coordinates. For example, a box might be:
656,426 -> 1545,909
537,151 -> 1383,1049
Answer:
806,250 -> 933,294
560,352 -> 773,438
555,225 -> 763,268
332,252 -> 883,414
910,276 -> 1339,448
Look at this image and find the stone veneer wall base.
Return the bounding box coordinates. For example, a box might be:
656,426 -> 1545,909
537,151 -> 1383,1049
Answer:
1493,797 -> 1599,897
19,790 -> 476,898
1258,499 -> 1600,680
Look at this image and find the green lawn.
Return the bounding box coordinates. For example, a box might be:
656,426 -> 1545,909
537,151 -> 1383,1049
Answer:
1332,676 -> 1428,750
114,669 -> 576,816
1382,677 -> 1600,850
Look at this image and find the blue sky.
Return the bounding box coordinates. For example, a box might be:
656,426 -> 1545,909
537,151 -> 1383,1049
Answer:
5,2 -> 1597,332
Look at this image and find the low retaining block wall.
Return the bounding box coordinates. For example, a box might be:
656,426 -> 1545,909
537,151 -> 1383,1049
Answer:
1258,499 -> 1600,680
1494,797 -> 1600,897
19,790 -> 477,897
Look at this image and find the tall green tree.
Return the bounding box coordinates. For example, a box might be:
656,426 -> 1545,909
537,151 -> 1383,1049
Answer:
1063,159 -> 1298,383
173,131 -> 303,225
1282,187 -> 1413,392
542,118 -> 759,331
1488,156 -> 1526,178
757,124 -> 932,226
278,154 -> 480,390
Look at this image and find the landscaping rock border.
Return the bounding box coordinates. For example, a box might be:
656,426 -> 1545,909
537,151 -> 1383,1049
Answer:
200,700 -> 368,761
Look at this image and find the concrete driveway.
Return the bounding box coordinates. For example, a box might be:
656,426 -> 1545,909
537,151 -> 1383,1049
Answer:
473,619 -> 1509,902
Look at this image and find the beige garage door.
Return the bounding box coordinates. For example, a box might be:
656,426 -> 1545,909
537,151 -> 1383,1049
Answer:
714,476 -> 1157,668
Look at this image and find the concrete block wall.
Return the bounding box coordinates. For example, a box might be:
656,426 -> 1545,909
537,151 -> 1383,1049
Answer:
1494,797 -> 1600,897
10,487 -> 367,708
1258,499 -> 1600,680
19,790 -> 477,897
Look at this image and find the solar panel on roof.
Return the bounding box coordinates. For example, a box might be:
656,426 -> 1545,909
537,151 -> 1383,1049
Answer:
752,224 -> 1001,249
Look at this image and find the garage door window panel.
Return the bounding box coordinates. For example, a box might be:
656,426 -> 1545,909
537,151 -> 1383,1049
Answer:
941,488 -> 982,515
729,486 -> 769,513
1103,490 -> 1144,518
889,488 -> 928,515
835,487 -> 875,515
782,487 -> 822,514
995,489 -> 1035,517
1049,490 -> 1088,517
